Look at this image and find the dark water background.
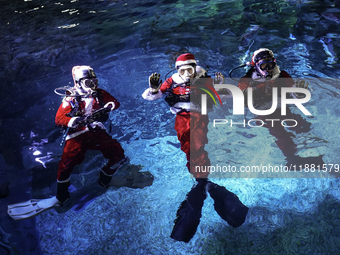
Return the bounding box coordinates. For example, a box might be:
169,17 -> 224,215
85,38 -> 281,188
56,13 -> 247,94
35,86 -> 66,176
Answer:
1,0 -> 340,254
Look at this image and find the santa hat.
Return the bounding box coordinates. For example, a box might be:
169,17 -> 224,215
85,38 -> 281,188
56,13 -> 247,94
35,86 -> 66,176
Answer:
72,65 -> 96,86
247,48 -> 275,66
175,53 -> 197,69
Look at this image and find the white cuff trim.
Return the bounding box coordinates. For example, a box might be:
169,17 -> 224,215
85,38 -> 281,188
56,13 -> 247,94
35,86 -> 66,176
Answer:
68,117 -> 78,128
142,88 -> 162,101
57,178 -> 70,183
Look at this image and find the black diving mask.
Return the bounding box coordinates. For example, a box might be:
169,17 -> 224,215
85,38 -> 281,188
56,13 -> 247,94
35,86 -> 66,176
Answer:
258,59 -> 276,70
80,78 -> 98,89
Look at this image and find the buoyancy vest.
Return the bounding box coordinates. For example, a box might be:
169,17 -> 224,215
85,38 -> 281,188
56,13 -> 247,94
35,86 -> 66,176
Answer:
164,66 -> 213,111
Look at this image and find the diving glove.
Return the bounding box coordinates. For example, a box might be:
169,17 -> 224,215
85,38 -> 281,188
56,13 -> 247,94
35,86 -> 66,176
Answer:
72,116 -> 93,128
73,107 -> 111,127
87,107 -> 111,123
293,79 -> 309,99
149,72 -> 162,94
73,116 -> 88,127
214,72 -> 229,94
214,72 -> 225,85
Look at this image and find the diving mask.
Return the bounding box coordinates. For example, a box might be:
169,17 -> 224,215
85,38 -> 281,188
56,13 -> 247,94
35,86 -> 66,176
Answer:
178,65 -> 195,80
258,59 -> 276,71
255,58 -> 276,78
80,78 -> 98,89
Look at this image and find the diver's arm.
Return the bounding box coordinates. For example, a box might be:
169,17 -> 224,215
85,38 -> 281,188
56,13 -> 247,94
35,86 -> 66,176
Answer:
280,71 -> 294,87
55,98 -> 77,128
142,77 -> 173,101
98,89 -> 120,110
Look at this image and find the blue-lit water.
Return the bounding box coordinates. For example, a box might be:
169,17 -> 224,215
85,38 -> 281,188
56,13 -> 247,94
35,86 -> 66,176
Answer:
1,0 -> 340,254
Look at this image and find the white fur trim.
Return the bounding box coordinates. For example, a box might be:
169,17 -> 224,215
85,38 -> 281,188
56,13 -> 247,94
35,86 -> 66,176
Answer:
195,66 -> 206,78
171,73 -> 184,84
66,129 -> 88,140
62,100 -> 70,108
252,48 -> 274,63
65,122 -> 106,140
175,59 -> 196,67
57,178 -> 70,183
84,97 -> 94,115
170,102 -> 201,114
142,88 -> 162,101
68,117 -> 78,128
178,65 -> 194,70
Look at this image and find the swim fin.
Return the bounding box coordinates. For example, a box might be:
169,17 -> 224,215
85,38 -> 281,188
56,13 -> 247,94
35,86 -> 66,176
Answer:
207,181 -> 248,228
170,179 -> 207,243
7,196 -> 60,220
286,155 -> 325,168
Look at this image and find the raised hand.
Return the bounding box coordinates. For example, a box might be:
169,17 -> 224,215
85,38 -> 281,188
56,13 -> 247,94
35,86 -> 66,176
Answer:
214,72 -> 230,94
214,72 -> 225,84
149,72 -> 162,94
293,79 -> 309,98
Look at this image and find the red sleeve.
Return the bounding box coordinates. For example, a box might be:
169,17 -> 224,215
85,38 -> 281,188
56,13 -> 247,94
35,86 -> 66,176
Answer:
280,70 -> 294,87
98,89 -> 120,110
238,74 -> 251,91
55,99 -> 73,127
160,77 -> 173,93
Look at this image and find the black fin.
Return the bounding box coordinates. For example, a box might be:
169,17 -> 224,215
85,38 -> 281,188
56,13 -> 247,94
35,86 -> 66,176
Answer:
207,182 -> 248,228
170,180 -> 207,243
286,155 -> 325,168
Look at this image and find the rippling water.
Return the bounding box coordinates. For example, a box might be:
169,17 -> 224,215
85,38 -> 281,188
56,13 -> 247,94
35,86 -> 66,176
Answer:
2,0 -> 340,254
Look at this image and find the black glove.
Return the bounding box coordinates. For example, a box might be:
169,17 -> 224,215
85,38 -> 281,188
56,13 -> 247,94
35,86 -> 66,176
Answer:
73,107 -> 111,128
87,110 -> 109,123
72,116 -> 88,127
84,107 -> 111,124
149,73 -> 162,94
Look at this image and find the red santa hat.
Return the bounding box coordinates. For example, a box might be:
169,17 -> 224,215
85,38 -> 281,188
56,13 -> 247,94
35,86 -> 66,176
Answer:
175,53 -> 197,69
72,65 -> 96,86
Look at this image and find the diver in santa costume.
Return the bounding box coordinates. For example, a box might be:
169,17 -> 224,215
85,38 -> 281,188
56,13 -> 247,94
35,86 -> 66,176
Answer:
7,66 -> 127,220
143,53 -> 248,243
143,53 -> 211,179
237,48 -> 324,166
54,65 -> 127,204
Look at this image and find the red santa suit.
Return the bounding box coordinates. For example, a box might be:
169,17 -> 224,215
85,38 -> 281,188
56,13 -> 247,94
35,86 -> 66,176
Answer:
238,65 -> 316,163
55,88 -> 125,183
143,67 -> 211,178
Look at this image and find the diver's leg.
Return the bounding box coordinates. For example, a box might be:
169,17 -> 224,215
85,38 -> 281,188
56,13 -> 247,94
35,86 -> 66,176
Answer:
90,129 -> 126,187
174,112 -> 191,170
190,112 -> 210,179
57,135 -> 86,203
261,109 -> 297,159
174,112 -> 210,178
